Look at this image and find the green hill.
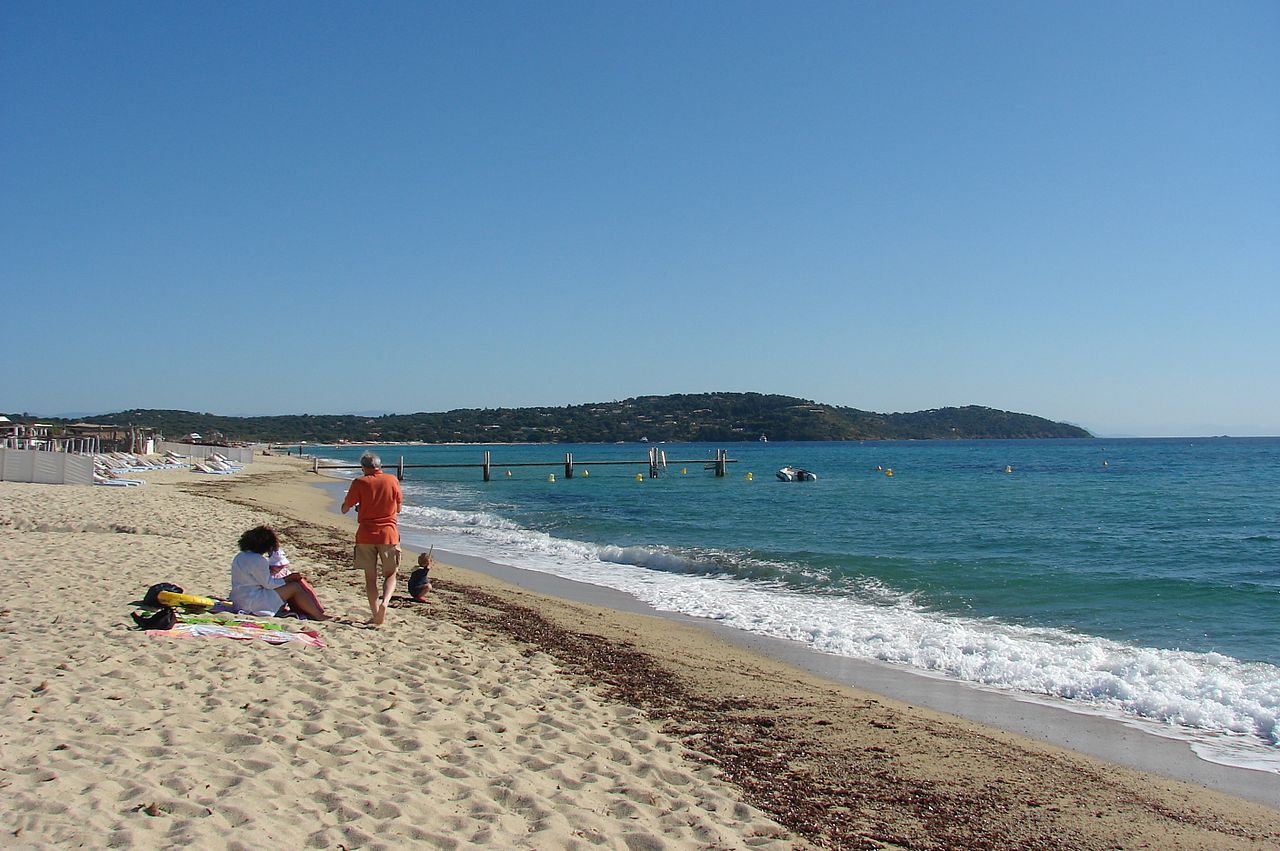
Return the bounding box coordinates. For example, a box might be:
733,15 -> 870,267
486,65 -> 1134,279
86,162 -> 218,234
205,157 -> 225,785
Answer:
39,393 -> 1091,444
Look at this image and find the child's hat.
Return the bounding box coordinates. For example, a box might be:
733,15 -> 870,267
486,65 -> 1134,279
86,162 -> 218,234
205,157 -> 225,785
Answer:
269,548 -> 290,568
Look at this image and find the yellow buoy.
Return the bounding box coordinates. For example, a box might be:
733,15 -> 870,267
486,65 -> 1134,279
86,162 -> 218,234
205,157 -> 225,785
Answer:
505,470 -> 512,477
583,469 -> 589,477
636,473 -> 643,481
548,474 -> 556,483
746,472 -> 753,481
885,468 -> 893,477
681,467 -> 687,475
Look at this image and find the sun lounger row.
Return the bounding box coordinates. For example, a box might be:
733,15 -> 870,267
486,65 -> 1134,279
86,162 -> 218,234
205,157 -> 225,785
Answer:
94,451 -> 187,472
91,456 -> 149,485
91,450 -> 244,477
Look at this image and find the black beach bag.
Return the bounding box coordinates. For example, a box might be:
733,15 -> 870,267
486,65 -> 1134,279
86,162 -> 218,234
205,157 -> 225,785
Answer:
143,582 -> 183,607
132,607 -> 177,630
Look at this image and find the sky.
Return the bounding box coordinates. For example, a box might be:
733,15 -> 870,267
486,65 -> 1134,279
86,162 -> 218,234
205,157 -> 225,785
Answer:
2,2 -> 1277,437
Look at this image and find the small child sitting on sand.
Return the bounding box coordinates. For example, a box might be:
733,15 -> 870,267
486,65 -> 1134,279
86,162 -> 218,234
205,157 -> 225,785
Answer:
408,550 -> 433,602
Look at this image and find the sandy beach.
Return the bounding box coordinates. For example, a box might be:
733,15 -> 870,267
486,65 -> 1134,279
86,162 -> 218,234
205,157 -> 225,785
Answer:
2,454 -> 1277,850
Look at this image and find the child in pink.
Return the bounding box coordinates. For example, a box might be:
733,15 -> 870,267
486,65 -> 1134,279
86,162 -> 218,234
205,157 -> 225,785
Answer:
268,545 -> 326,619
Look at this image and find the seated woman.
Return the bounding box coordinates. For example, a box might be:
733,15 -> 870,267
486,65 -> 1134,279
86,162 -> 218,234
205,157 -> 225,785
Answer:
230,526 -> 330,620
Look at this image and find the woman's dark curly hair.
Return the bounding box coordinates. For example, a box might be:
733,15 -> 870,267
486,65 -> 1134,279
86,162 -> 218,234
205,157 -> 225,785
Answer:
238,525 -> 280,555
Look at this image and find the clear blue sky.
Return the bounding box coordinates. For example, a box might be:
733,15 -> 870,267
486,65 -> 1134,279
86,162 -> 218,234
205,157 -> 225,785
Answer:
3,2 -> 1276,436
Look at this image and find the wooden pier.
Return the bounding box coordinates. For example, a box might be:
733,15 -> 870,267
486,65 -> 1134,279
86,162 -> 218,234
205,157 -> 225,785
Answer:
313,448 -> 735,481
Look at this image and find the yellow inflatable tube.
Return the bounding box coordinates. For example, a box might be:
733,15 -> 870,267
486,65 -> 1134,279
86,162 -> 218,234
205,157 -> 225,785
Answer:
156,591 -> 215,609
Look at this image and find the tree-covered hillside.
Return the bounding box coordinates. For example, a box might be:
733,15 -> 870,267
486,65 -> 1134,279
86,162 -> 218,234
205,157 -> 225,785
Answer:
33,393 -> 1092,444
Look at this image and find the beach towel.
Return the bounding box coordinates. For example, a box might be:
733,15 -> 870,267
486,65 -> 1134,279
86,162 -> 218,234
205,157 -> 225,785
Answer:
145,622 -> 325,647
178,614 -> 290,631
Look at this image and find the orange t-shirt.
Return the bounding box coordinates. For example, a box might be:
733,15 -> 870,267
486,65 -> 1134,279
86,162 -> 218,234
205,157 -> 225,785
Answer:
341,470 -> 402,544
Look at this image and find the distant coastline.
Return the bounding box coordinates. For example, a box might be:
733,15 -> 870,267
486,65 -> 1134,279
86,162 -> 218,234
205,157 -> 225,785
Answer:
20,392 -> 1092,445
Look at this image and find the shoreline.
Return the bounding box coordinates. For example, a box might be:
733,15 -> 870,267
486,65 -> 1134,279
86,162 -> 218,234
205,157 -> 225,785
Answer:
3,454 -> 1277,849
307,472 -> 1280,804
375,543 -> 1280,808
290,459 -> 1280,845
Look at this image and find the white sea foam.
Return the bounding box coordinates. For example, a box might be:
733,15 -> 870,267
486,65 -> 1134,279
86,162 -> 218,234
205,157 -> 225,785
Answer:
394,494 -> 1280,770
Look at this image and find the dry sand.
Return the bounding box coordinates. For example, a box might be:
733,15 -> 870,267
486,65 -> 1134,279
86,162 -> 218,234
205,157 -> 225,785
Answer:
1,454 -> 1277,850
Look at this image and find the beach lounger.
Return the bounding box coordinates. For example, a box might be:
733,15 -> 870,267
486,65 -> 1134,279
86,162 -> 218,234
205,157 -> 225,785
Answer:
192,462 -> 235,474
93,472 -> 144,486
98,452 -> 155,472
209,454 -> 243,470
141,453 -> 185,469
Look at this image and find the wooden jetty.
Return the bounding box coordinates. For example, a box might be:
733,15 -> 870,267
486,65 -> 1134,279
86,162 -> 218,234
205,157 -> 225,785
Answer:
313,447 -> 735,481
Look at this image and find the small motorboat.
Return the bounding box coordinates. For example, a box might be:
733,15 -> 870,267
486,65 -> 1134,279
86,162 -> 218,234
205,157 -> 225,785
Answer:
777,466 -> 817,482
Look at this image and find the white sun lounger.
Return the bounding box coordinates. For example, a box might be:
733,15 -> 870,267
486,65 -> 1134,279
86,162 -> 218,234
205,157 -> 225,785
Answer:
94,472 -> 145,486
193,461 -> 236,474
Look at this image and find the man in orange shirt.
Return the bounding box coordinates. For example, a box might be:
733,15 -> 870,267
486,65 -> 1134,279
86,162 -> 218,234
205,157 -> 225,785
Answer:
341,452 -> 403,625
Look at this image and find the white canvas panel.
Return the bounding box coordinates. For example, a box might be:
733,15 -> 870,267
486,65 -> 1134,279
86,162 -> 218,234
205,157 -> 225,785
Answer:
65,454 -> 94,485
34,451 -> 62,484
156,442 -> 253,464
1,449 -> 35,482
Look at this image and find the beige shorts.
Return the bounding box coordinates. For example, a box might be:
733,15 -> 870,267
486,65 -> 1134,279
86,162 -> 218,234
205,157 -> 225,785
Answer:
354,543 -> 401,576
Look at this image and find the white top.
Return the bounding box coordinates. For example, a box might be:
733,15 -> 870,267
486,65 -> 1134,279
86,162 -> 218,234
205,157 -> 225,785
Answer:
229,550 -> 286,616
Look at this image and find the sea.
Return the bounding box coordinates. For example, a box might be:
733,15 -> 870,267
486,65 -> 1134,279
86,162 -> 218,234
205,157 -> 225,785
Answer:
308,437 -> 1280,773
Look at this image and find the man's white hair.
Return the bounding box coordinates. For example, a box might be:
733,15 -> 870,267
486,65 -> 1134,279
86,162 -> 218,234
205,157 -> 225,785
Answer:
360,452 -> 382,470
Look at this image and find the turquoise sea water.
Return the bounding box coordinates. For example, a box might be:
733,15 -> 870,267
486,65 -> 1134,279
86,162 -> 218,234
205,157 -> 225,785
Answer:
313,438 -> 1280,768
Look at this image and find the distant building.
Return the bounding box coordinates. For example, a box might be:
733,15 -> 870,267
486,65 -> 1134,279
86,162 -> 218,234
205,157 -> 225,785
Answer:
65,422 -> 149,453
0,419 -> 155,453
1,420 -> 53,449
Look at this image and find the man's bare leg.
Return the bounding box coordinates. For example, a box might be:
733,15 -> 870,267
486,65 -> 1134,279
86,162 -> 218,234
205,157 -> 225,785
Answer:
369,547 -> 400,626
372,566 -> 397,625
365,565 -> 382,624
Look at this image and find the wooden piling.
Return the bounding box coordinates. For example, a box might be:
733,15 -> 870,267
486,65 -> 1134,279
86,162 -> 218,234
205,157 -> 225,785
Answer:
565,452 -> 574,479
397,456 -> 405,481
483,450 -> 491,482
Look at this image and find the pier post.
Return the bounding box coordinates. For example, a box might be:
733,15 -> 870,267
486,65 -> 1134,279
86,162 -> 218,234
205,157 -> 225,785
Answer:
312,457 -> 318,474
565,452 -> 574,479
397,456 -> 405,481
715,449 -> 726,477
649,447 -> 660,478
483,450 -> 491,482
